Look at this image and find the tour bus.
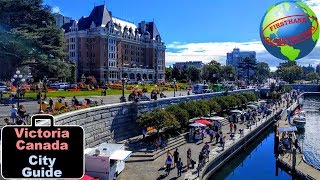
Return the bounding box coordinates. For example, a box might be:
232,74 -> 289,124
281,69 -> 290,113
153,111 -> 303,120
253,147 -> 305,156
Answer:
192,83 -> 212,94
85,143 -> 132,180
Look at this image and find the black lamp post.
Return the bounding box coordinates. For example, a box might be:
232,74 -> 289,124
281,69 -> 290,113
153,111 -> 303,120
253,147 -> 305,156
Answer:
43,76 -> 48,100
120,76 -> 128,102
11,69 -> 25,107
173,78 -> 176,97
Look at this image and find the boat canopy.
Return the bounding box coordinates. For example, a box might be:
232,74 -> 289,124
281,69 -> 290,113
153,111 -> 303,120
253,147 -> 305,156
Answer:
278,126 -> 297,132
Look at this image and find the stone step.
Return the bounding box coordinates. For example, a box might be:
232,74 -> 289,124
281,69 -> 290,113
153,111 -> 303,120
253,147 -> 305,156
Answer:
127,139 -> 187,163
131,137 -> 187,157
127,133 -> 187,153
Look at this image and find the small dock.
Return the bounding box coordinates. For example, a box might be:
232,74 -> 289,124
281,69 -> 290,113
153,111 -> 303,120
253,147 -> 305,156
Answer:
276,103 -> 320,180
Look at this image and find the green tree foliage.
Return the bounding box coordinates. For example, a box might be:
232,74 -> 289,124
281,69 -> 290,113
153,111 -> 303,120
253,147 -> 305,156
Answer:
202,60 -> 222,82
166,104 -> 189,128
221,65 -> 236,81
276,61 -> 303,83
136,113 -> 154,128
306,72 -> 319,81
0,0 -> 70,80
238,57 -> 257,81
188,66 -> 201,82
165,67 -> 172,81
255,62 -> 270,83
242,92 -> 258,102
207,99 -> 221,114
212,96 -> 228,110
137,109 -> 179,134
181,101 -> 202,118
232,94 -> 247,105
171,66 -> 180,80
194,100 -> 210,116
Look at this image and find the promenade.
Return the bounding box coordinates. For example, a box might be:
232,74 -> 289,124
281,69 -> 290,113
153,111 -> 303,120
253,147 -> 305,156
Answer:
118,100 -> 288,180
0,91 -> 178,126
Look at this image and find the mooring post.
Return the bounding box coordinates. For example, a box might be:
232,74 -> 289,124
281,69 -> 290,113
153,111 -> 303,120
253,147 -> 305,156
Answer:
292,148 -> 297,175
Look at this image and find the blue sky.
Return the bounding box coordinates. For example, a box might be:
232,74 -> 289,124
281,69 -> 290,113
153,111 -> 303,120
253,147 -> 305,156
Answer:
44,0 -> 320,70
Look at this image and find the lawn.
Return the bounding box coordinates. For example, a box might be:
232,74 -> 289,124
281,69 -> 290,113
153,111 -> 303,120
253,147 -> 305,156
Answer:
2,83 -> 190,98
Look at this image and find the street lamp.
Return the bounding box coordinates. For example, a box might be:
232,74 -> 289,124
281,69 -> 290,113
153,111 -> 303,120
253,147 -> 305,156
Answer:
212,74 -> 217,84
11,69 -> 25,107
43,76 -> 48,100
120,76 -> 128,102
173,78 -> 176,97
38,80 -> 44,113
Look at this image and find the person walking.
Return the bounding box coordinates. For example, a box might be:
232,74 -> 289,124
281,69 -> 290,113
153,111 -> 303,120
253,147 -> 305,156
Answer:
198,152 -> 204,169
221,136 -> 226,151
177,158 -> 183,177
234,123 -> 237,134
187,149 -> 192,168
209,128 -> 214,142
165,155 -> 173,175
49,98 -> 54,110
215,130 -> 220,144
229,122 -> 234,134
10,104 -> 18,124
173,148 -> 179,168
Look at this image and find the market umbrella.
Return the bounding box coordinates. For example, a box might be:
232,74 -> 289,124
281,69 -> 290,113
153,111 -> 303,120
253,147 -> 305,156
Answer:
196,119 -> 212,125
247,104 -> 258,109
230,110 -> 242,113
81,175 -> 95,180
189,122 -> 206,127
210,116 -> 225,121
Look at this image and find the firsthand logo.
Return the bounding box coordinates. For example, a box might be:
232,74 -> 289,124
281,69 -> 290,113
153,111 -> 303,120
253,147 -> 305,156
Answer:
1,114 -> 84,179
260,1 -> 319,61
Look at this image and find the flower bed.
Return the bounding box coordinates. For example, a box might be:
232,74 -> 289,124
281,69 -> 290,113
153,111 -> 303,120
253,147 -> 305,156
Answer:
51,104 -> 97,115
109,84 -> 122,90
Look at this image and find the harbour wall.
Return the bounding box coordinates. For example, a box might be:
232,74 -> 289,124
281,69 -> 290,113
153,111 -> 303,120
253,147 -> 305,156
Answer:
288,84 -> 320,92
53,89 -> 255,148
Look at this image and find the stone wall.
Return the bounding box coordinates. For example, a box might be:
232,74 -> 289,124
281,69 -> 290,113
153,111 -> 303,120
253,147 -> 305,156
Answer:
288,84 -> 320,92
53,89 -> 255,148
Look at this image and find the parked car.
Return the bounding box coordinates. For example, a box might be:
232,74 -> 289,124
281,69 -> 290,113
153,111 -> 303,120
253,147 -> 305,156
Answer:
50,82 -> 70,89
0,85 -> 8,92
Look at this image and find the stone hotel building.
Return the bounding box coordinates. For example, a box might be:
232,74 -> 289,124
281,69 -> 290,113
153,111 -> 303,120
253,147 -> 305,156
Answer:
60,5 -> 166,83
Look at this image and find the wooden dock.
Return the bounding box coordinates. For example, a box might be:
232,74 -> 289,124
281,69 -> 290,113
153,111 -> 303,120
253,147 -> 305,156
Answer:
276,103 -> 320,180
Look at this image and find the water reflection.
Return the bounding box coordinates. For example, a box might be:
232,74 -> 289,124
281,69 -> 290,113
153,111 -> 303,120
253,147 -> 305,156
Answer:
210,127 -> 291,180
300,96 -> 320,169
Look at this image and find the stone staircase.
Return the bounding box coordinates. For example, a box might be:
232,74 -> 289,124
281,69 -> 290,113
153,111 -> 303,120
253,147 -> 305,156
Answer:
126,133 -> 188,163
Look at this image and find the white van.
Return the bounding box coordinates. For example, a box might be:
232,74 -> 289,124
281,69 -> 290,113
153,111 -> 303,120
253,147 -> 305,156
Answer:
85,143 -> 132,180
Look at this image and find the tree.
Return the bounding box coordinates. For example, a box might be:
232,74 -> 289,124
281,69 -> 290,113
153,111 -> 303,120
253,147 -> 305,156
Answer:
213,97 -> 228,110
188,66 -> 201,82
221,65 -> 236,81
166,105 -> 189,128
0,0 -> 69,80
207,99 -> 221,115
242,92 -> 258,102
202,60 -> 222,83
194,100 -> 210,116
306,72 -> 319,81
180,101 -> 202,118
171,66 -> 181,80
137,109 -> 179,135
151,109 -> 179,134
238,57 -> 257,82
136,113 -> 154,129
232,94 -> 247,105
277,65 -> 303,83
255,62 -> 270,83
165,67 -> 172,81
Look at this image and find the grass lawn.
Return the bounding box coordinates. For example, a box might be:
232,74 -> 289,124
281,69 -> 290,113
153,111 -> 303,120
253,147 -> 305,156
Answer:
2,83 -> 190,98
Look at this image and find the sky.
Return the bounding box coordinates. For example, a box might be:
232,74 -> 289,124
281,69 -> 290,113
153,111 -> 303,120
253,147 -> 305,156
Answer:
44,0 -> 320,71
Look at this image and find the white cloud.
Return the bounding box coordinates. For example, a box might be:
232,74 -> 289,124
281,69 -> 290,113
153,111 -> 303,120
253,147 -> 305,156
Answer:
165,41 -> 320,70
303,0 -> 320,19
52,6 -> 60,14
165,0 -> 320,69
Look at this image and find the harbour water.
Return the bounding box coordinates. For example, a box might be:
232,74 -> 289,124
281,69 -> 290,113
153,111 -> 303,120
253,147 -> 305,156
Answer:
210,95 -> 320,179
299,95 -> 320,170
209,126 -> 291,180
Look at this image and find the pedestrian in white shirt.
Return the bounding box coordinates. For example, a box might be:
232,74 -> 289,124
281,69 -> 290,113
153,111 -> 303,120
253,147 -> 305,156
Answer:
10,104 -> 18,123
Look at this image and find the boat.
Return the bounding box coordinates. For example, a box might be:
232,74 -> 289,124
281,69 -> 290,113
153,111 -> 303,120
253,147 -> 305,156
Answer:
293,110 -> 306,129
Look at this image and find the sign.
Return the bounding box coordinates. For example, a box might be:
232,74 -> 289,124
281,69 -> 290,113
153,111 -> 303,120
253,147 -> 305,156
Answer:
1,114 -> 84,179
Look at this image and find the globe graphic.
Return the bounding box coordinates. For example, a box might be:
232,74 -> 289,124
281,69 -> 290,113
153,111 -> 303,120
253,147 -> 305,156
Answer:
260,1 -> 319,61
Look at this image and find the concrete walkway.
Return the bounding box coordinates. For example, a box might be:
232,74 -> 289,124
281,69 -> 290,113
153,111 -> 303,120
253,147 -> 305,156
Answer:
118,101 -> 288,180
